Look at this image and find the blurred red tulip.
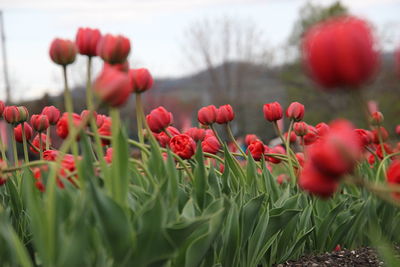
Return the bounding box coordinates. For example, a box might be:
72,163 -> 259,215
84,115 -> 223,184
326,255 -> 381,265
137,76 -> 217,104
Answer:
299,162 -> 339,198
75,27 -> 102,57
302,16 -> 378,89
263,102 -> 283,122
245,134 -> 259,146
30,134 -> 50,153
185,127 -> 206,142
31,114 -> 49,132
247,140 -> 265,161
202,135 -> 220,154
56,113 -> 82,139
387,160 -> 400,199
49,38 -> 77,66
198,105 -> 217,125
294,122 -> 308,136
14,123 -> 33,143
146,106 -> 173,133
129,68 -> 154,93
42,106 -> 60,125
216,104 -> 234,124
97,34 -> 131,64
286,102 -> 305,121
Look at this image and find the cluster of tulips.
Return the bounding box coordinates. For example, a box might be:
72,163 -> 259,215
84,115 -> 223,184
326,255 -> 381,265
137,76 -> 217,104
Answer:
0,14 -> 399,205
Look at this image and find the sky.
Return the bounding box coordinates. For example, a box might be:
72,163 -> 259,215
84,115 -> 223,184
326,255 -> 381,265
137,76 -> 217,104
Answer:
0,0 -> 400,101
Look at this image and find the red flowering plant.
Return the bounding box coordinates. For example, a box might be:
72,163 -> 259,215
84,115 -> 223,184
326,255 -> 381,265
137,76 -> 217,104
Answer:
2,15 -> 400,267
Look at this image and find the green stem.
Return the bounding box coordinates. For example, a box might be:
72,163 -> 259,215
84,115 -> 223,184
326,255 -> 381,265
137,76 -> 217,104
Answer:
285,120 -> 296,184
135,93 -> 147,161
0,134 -> 7,163
11,127 -> 18,167
39,132 -> 43,160
2,160 -> 51,173
376,151 -> 400,182
86,56 -> 93,110
62,65 -> 79,158
45,127 -> 50,151
21,123 -> 29,163
226,123 -> 247,159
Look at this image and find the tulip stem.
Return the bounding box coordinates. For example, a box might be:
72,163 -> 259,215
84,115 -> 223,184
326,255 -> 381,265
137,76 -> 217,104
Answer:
86,56 -> 94,110
11,127 -> 18,167
21,123 -> 29,163
272,121 -> 285,144
285,120 -> 296,185
226,123 -> 246,159
210,124 -> 224,146
375,151 -> 400,182
135,93 -> 147,161
39,132 -> 44,160
45,127 -> 50,151
62,65 -> 79,158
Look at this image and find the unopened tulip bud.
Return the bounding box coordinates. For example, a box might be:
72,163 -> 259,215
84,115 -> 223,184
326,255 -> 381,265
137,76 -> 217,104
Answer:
97,34 -> 131,64
202,135 -> 221,154
75,27 -> 102,57
92,68 -> 131,107
31,114 -> 50,132
216,104 -> 234,124
49,38 -> 77,66
286,102 -> 305,121
370,111 -> 383,126
245,134 -> 259,146
263,102 -> 283,122
0,101 -> 4,117
293,122 -> 308,136
42,106 -> 60,125
146,106 -> 173,133
129,68 -> 154,93
3,106 -> 20,124
14,122 -> 33,143
198,105 -> 217,125
17,106 -> 29,123
80,110 -> 98,122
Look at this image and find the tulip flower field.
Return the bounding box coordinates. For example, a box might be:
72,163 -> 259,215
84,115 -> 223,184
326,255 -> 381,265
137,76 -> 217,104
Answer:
1,15 -> 400,267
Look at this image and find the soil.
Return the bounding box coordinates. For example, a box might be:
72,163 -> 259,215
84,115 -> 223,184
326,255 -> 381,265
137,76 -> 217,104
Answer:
275,247 -> 384,267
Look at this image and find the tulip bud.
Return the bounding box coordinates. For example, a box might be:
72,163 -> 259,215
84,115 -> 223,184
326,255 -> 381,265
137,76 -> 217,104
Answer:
92,68 -> 131,107
97,34 -> 131,64
146,106 -> 173,133
42,106 -> 60,125
245,134 -> 259,146
198,105 -> 217,125
49,38 -> 77,66
315,122 -> 330,136
216,104 -> 234,124
14,122 -> 33,143
103,61 -> 130,73
31,114 -> 50,132
247,140 -> 265,161
284,131 -> 297,143
354,129 -> 373,147
56,113 -> 82,139
3,106 -> 20,124
201,135 -> 220,154
169,134 -> 196,159
370,111 -> 384,126
396,125 -> 400,136
129,68 -> 154,93
303,126 -> 319,145
17,106 -> 29,123
299,163 -> 339,198
98,117 -> 112,146
0,101 -> 4,117
184,127 -> 206,142
75,27 -> 102,57
80,110 -> 98,123
263,102 -> 283,122
293,122 -> 308,136
96,114 -> 106,128
30,134 -> 51,154
286,102 -> 305,121
302,16 -> 378,89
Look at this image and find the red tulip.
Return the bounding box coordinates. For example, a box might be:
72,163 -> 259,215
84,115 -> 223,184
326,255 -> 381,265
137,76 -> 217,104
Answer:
92,68 -> 131,107
103,61 -> 130,73
154,126 -> 180,147
30,134 -> 50,153
247,140 -> 265,161
96,114 -> 107,128
202,135 -> 220,154
263,102 -> 283,122
146,107 -> 173,133
3,106 -> 20,124
302,16 -> 378,89
43,150 -> 59,161
80,110 -> 98,124
14,123 -> 33,143
97,34 -> 131,64
376,143 -> 393,159
245,134 -> 259,146
302,125 -> 319,145
98,117 -> 112,146
286,102 -> 305,121
293,122 -> 308,136
387,160 -> 400,199
0,101 -> 4,117
396,125 -> 400,136
284,131 -> 297,143
56,113 -> 82,139
31,114 -> 49,132
370,111 -> 383,126
296,152 -> 305,167
129,68 -> 154,93
315,122 -> 330,136
75,27 -> 102,57
49,38 -> 77,66
185,127 -> 206,142
268,145 -> 286,164
169,134 -> 196,159
308,120 -> 362,179
17,106 -> 29,123
105,147 -> 113,163
354,129 -> 373,147
216,104 -> 234,124
299,162 -> 339,198
42,106 -> 60,125
198,105 -> 217,125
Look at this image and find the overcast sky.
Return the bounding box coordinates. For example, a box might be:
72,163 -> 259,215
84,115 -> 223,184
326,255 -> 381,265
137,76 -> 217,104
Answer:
1,0 -> 400,101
